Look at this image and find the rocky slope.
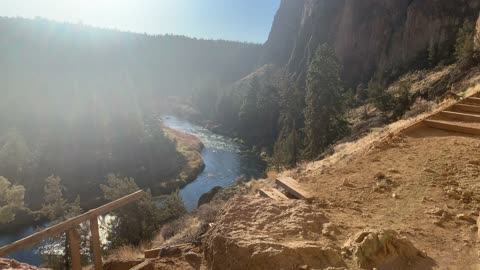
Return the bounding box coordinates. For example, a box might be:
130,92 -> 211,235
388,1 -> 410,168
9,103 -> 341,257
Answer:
262,0 -> 480,86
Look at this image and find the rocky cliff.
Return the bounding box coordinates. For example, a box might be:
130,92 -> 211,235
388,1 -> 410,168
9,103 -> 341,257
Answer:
263,0 -> 480,86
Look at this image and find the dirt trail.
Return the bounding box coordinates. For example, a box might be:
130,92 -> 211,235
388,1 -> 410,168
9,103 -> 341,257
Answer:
287,125 -> 480,269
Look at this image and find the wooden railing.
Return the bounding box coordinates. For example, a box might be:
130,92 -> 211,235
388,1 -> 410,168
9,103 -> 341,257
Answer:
0,190 -> 144,270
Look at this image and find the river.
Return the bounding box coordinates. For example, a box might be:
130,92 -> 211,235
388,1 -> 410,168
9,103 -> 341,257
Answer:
0,116 -> 266,266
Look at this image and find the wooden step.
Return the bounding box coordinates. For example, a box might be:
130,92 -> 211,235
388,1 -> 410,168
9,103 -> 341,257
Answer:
259,188 -> 289,201
453,104 -> 480,114
129,261 -> 152,270
275,177 -> 313,200
440,111 -> 480,122
463,97 -> 480,105
144,248 -> 160,259
424,119 -> 480,135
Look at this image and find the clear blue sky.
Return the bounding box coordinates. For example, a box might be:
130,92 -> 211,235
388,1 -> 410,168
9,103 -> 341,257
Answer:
0,0 -> 280,43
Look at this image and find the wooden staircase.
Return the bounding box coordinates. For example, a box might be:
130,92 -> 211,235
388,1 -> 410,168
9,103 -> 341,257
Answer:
258,177 -> 313,201
424,91 -> 480,136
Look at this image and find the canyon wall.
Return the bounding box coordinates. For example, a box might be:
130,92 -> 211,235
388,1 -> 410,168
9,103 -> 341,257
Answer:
263,0 -> 480,86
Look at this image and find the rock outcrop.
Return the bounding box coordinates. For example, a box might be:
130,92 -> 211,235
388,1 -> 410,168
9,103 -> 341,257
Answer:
343,229 -> 430,270
203,196 -> 346,270
475,12 -> 480,50
263,0 -> 480,86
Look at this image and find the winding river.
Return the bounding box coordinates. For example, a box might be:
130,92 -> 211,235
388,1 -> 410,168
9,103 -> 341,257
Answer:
0,116 -> 266,266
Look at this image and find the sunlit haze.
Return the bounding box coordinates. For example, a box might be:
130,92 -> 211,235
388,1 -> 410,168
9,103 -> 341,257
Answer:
0,0 -> 280,42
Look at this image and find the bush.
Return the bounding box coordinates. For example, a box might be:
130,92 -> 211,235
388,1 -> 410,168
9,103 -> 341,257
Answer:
100,175 -> 186,248
391,83 -> 411,119
368,75 -> 394,113
403,98 -> 436,119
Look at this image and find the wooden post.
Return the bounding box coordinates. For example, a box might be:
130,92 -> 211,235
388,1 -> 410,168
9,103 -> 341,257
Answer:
90,217 -> 103,270
68,227 -> 82,270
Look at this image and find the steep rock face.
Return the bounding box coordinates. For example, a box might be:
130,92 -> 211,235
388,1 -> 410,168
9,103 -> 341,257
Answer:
263,0 -> 480,86
475,12 -> 480,49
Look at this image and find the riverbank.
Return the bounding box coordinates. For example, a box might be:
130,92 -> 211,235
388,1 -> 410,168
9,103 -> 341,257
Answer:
151,127 -> 206,196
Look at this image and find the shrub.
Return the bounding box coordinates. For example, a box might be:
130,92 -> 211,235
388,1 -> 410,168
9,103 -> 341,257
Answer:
100,175 -> 186,248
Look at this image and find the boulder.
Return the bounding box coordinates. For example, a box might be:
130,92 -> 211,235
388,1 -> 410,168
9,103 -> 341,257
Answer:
203,196 -> 346,270
344,229 -> 429,270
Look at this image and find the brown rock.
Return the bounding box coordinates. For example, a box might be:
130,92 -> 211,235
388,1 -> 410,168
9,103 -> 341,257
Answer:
203,196 -> 347,270
344,229 -> 429,269
456,214 -> 477,224
263,0 -> 480,86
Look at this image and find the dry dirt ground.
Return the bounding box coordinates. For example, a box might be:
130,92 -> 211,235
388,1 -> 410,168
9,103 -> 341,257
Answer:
277,124 -> 480,269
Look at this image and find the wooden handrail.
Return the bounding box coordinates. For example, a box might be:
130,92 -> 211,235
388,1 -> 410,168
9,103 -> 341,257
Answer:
0,190 -> 144,269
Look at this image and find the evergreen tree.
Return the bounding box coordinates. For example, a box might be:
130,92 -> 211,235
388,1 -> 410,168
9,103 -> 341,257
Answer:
455,19 -> 476,62
100,174 -> 186,248
256,85 -> 280,145
273,78 -> 306,168
303,44 -> 348,159
0,176 -> 25,224
38,175 -> 85,270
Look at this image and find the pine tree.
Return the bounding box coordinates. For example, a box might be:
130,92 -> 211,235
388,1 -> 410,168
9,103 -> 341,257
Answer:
455,19 -> 476,62
273,78 -> 304,168
0,176 -> 25,224
304,44 -> 348,159
100,174 -> 185,248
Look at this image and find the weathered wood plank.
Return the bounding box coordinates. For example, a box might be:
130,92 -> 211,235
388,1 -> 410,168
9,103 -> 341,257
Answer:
259,188 -> 289,201
464,97 -> 480,105
0,190 -> 144,256
90,217 -> 103,270
275,177 -> 313,200
68,227 -> 82,270
424,119 -> 480,135
129,260 -> 152,270
144,248 -> 160,259
440,111 -> 480,122
453,104 -> 480,114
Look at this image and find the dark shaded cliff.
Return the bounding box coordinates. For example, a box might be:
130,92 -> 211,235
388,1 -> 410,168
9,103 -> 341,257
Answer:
263,0 -> 480,86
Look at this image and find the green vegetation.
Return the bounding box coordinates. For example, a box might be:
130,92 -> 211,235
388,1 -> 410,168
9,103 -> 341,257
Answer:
211,43 -> 351,167
37,176 -> 86,270
304,44 -> 349,159
0,176 -> 25,224
455,19 -> 476,62
38,175 -> 82,221
368,73 -> 393,113
101,175 -> 186,248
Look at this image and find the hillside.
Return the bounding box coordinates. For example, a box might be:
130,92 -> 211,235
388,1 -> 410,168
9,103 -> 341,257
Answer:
94,72 -> 480,270
262,0 -> 480,86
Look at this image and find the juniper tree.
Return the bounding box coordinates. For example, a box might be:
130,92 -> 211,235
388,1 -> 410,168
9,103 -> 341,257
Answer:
0,176 -> 25,224
455,19 -> 476,62
304,44 -> 348,159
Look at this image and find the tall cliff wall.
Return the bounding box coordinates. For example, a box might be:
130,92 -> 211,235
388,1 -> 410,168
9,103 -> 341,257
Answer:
262,0 -> 480,86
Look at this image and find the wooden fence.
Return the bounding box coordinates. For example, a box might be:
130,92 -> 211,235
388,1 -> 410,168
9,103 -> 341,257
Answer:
0,190 -> 144,270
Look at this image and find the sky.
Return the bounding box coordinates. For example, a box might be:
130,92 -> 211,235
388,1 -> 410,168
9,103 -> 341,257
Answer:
0,0 -> 281,43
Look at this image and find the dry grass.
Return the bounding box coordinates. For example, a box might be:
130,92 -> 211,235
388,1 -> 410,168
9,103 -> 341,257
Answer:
107,243 -> 150,260
162,126 -> 205,188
